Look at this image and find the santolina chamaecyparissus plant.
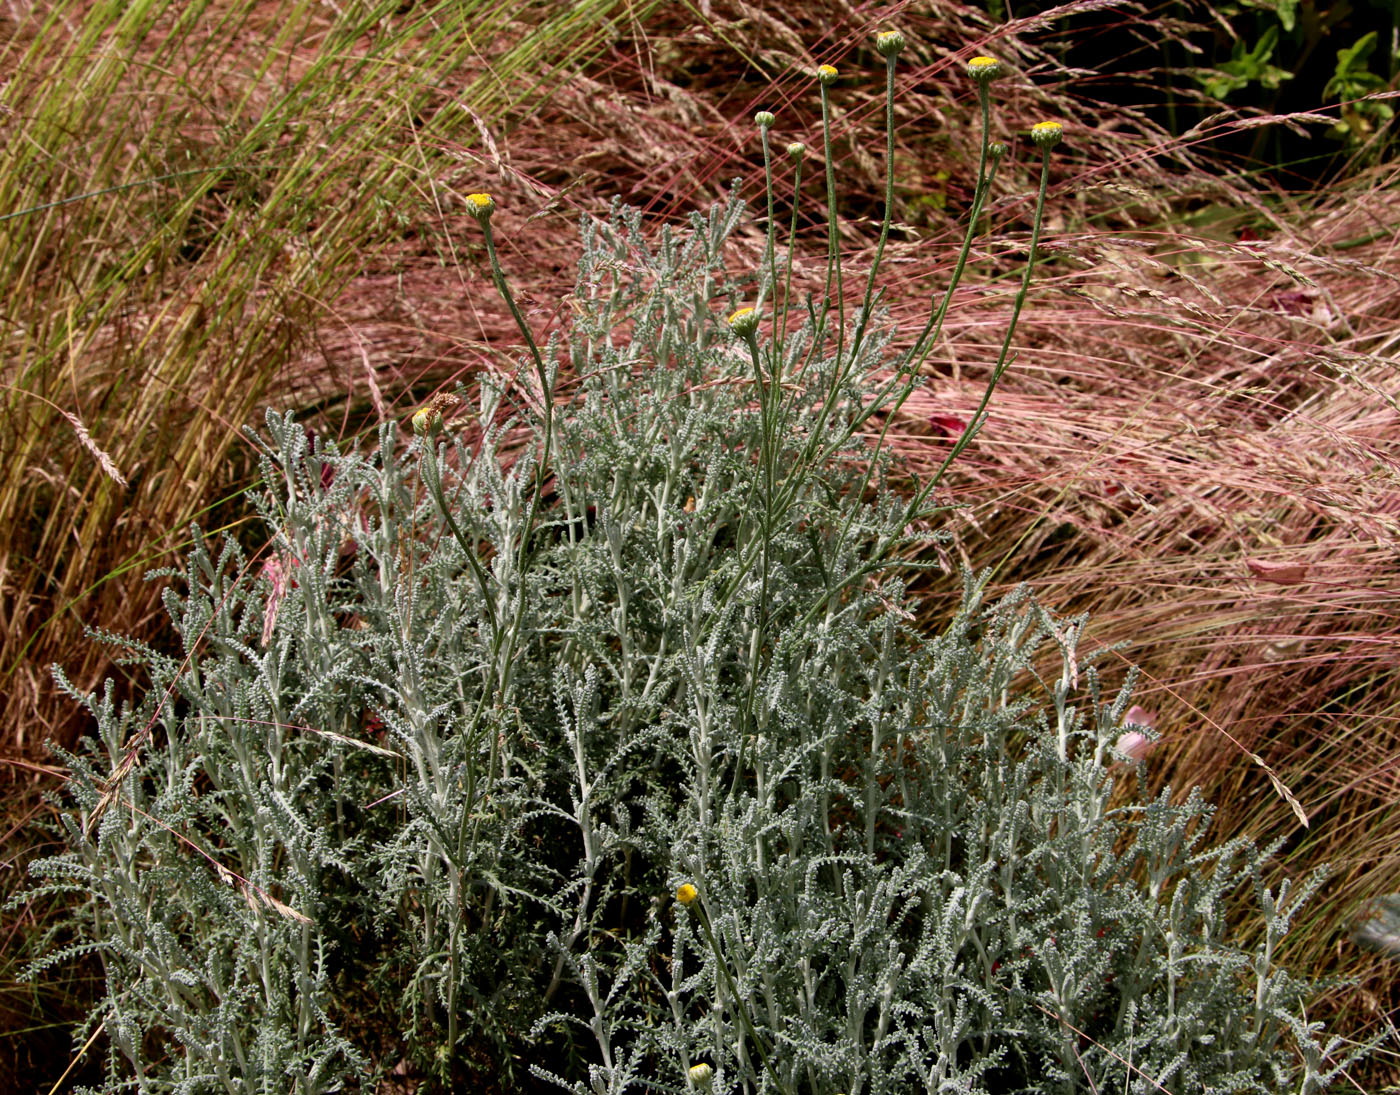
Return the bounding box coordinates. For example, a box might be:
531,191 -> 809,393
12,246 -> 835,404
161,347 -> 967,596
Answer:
25,31 -> 1362,1095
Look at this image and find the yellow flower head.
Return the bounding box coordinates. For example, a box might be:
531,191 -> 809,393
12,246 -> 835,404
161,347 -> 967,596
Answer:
727,307 -> 760,338
464,192 -> 495,220
816,64 -> 839,86
967,55 -> 1002,82
675,882 -> 698,905
688,1062 -> 714,1085
1030,120 -> 1064,148
875,30 -> 905,58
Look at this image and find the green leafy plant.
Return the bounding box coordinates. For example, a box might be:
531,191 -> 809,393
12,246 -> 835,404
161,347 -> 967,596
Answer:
1323,31 -> 1395,142
19,33 -> 1365,1095
1195,23 -> 1294,100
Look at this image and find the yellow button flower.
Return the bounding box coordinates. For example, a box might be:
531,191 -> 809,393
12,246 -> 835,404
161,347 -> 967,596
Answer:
968,55 -> 1002,82
464,192 -> 495,220
727,307 -> 760,338
875,30 -> 905,58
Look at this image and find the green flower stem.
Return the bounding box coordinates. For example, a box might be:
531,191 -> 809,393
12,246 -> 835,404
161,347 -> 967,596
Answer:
788,144 -> 1054,641
689,898 -> 792,1095
758,125 -> 778,318
426,214 -> 559,1075
778,152 -> 803,368
777,85 -> 1000,545
847,52 -> 899,366
844,128 -> 1002,451
479,217 -> 555,578
907,79 -> 996,369
916,144 -> 1054,504
818,79 -> 845,368
735,327 -> 775,787
787,90 -> 1003,572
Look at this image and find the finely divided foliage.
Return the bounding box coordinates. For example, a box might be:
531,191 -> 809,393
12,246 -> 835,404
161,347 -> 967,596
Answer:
26,41 -> 1357,1095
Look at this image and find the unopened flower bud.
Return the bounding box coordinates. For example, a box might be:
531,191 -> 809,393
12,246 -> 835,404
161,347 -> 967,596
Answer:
727,307 -> 760,338
967,55 -> 1002,82
1030,120 -> 1064,148
816,64 -> 838,86
787,141 -> 806,159
688,1062 -> 713,1085
875,30 -> 905,58
1115,730 -> 1153,763
754,110 -> 775,129
464,192 -> 495,221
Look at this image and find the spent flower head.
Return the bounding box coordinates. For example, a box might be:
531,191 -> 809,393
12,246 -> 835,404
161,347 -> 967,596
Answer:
675,882 -> 698,905
816,64 -> 838,86
967,55 -> 1003,82
411,392 -> 462,436
464,192 -> 495,221
875,30 -> 905,58
1030,120 -> 1064,148
727,307 -> 760,338
754,109 -> 775,129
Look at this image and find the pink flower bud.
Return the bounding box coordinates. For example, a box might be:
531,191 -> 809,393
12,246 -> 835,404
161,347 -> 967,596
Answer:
1123,704 -> 1156,729
1115,731 -> 1152,763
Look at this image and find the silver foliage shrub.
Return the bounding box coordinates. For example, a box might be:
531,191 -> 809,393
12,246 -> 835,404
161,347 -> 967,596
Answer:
27,193 -> 1355,1094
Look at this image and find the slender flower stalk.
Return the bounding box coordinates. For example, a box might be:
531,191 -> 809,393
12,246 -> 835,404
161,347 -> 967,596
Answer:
906,59 -> 1001,368
914,131 -> 1060,512
730,307 -> 777,785
848,29 -> 903,367
678,888 -> 792,1095
804,52 -> 1007,585
428,194 -> 565,1069
756,112 -> 779,322
816,65 -> 846,368
471,199 -> 554,542
792,119 -> 1058,639
779,141 -> 806,362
